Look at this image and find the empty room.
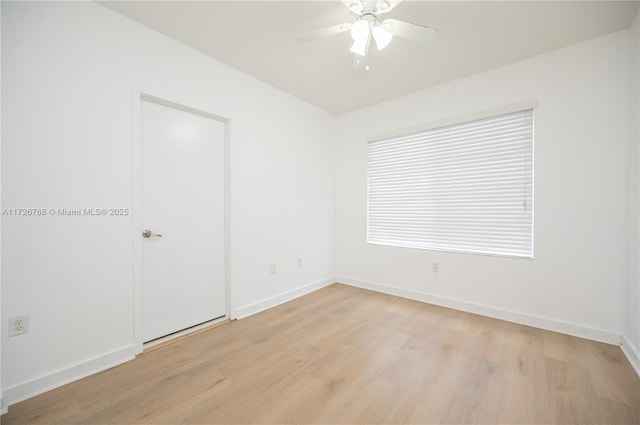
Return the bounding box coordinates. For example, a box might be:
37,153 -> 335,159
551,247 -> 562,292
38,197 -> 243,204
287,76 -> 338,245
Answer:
1,0 -> 639,424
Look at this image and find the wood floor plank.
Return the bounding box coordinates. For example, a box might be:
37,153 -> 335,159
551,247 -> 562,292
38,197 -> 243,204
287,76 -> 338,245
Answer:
495,328 -> 550,424
3,283 -> 638,424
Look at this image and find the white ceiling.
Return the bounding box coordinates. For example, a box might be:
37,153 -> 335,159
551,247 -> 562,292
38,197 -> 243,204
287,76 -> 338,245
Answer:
100,1 -> 639,115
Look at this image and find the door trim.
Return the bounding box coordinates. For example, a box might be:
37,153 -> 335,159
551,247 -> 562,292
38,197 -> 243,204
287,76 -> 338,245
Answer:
131,87 -> 232,354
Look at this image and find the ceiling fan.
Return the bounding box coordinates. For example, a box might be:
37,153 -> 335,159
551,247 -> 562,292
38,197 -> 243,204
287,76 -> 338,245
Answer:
294,0 -> 438,70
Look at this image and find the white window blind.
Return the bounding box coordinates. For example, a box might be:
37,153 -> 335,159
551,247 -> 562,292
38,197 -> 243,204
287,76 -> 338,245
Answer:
367,109 -> 534,258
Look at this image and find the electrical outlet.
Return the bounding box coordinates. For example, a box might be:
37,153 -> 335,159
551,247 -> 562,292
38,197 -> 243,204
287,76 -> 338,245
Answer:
9,315 -> 29,337
270,263 -> 276,274
432,262 -> 439,273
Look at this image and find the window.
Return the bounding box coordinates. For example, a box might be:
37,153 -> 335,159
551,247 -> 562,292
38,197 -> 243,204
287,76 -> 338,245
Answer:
367,108 -> 534,258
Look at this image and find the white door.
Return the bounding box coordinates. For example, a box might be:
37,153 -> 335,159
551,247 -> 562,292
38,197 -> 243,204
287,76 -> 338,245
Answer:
141,98 -> 226,343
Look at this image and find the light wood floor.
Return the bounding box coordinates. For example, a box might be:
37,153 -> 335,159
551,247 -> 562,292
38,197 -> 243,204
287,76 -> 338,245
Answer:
3,283 -> 639,424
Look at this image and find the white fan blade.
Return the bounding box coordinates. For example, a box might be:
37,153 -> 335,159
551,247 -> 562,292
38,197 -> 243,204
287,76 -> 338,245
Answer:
294,22 -> 352,44
383,18 -> 438,43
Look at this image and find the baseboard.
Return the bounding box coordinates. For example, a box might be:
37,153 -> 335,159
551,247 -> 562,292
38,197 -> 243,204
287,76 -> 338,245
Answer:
235,277 -> 335,319
622,335 -> 640,377
337,276 -> 621,346
3,345 -> 135,409
1,391 -> 7,415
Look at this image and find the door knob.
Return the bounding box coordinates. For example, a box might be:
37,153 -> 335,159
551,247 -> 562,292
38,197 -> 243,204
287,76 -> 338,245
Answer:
142,229 -> 163,238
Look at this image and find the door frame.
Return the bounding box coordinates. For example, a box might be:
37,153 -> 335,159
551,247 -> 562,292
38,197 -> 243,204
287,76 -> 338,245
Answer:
131,87 -> 232,354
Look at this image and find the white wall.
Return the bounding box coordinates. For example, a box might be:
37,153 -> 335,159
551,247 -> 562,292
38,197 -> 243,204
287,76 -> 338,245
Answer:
625,9 -> 640,374
336,30 -> 630,343
1,1 -> 335,404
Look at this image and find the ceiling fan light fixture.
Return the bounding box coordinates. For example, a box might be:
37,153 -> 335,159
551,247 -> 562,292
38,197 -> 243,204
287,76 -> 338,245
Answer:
372,24 -> 393,50
350,19 -> 370,42
349,37 -> 369,56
